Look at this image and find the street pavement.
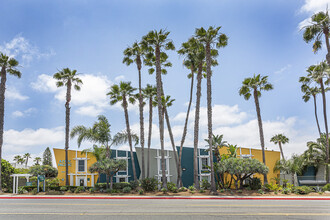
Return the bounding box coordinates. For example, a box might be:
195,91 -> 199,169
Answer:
0,198 -> 330,219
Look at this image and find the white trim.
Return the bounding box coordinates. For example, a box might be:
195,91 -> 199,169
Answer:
155,149 -> 171,182
114,150 -> 129,182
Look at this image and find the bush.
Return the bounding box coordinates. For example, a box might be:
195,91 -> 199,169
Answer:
294,186 -> 312,195
1,159 -> 15,190
129,180 -> 139,190
247,177 -> 261,190
89,188 -> 95,193
110,189 -> 120,194
323,183 -> 330,192
178,187 -> 187,192
264,183 -> 282,192
161,187 -> 167,194
188,185 -> 196,191
74,186 -> 84,193
167,182 -> 177,192
122,186 -> 132,193
141,178 -> 158,192
219,189 -> 225,193
22,186 -> 37,192
237,190 -> 242,193
257,189 -> 265,194
138,189 -> 144,195
113,182 -> 130,190
18,187 -> 27,194
31,188 -> 38,195
171,187 -> 178,193
95,183 -> 107,191
199,189 -> 205,193
201,179 -> 211,190
281,188 -> 291,194
60,186 -> 67,191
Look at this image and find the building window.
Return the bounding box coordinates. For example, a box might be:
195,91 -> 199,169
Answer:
119,177 -> 126,183
78,160 -> 85,172
201,158 -> 209,170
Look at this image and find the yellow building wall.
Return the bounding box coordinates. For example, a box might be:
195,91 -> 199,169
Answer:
53,148 -> 99,187
218,147 -> 280,185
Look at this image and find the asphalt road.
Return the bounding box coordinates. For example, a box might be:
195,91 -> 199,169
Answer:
0,199 -> 330,219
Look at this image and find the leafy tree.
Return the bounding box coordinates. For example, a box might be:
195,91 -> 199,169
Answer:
0,53 -> 21,192
300,62 -> 330,182
142,84 -> 157,178
303,134 -> 330,168
108,81 -> 138,181
33,157 -> 42,165
42,147 -> 53,166
195,26 -> 228,192
142,29 -> 175,188
23,153 -> 31,168
53,68 -> 82,186
218,157 -> 268,189
1,159 -> 15,191
270,134 -> 289,160
302,10 -> 330,64
123,41 -> 146,179
29,165 -> 58,178
239,74 -> 273,184
300,85 -> 322,136
89,158 -> 127,189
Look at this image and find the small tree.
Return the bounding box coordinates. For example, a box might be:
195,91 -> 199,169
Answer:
29,165 -> 58,178
34,157 -> 42,165
23,153 -> 31,168
1,159 -> 15,191
42,147 -> 53,166
89,158 -> 127,189
218,157 -> 269,189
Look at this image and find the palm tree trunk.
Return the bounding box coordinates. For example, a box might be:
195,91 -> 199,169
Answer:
324,31 -> 330,66
313,94 -> 322,136
178,65 -> 195,187
155,46 -> 167,188
122,95 -> 137,181
147,97 -> 153,178
65,80 -> 72,186
205,43 -> 216,193
193,64 -> 203,190
0,66 -> 7,192
278,142 -> 285,160
137,65 -> 145,180
319,79 -> 329,183
164,107 -> 179,184
253,88 -> 268,184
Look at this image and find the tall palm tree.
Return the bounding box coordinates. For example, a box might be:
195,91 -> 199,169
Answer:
302,10 -> 330,64
123,42 -> 146,179
300,85 -> 322,136
270,134 -> 289,160
13,155 -> 22,165
108,81 -> 138,181
195,26 -> 228,192
142,84 -> 157,178
54,68 -> 82,186
303,134 -> 330,168
141,29 -> 175,188
33,157 -> 42,165
239,74 -> 273,184
23,153 -> 31,168
0,53 -> 21,192
300,61 -> 330,182
71,115 -> 112,158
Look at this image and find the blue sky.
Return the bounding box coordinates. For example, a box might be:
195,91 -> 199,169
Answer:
0,0 -> 328,164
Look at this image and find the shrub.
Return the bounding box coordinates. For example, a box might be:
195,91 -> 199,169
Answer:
237,190 -> 242,193
110,189 -> 120,194
1,159 -> 15,190
161,187 -> 167,194
257,189 -> 265,195
113,182 -> 130,190
188,185 -> 196,191
199,189 -> 205,193
46,178 -> 60,188
95,183 -> 107,191
141,178 -> 158,192
247,177 -> 261,190
122,186 -> 132,193
201,179 -> 211,190
294,186 -> 312,195
219,189 -> 225,193
89,188 -> 95,193
129,180 -> 139,190
323,183 -> 330,192
74,186 -> 84,193
178,187 -> 187,192
281,188 -> 291,194
60,186 -> 67,191
18,187 -> 27,194
31,188 -> 38,195
264,183 -> 282,192
138,189 -> 144,195
167,182 -> 176,192
171,187 -> 178,193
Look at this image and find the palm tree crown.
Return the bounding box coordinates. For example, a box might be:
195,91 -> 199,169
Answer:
0,53 -> 21,78
239,74 -> 274,100
53,68 -> 82,93
108,82 -> 136,106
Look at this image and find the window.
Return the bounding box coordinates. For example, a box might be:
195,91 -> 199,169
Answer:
119,177 -> 126,183
201,158 -> 209,170
78,160 -> 85,172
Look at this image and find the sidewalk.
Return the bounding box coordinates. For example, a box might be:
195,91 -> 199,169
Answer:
1,194 -> 330,200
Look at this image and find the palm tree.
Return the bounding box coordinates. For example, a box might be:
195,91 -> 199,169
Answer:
239,74 -> 273,184
108,81 -> 138,181
270,134 -> 289,160
195,26 -> 228,192
142,84 -> 157,178
13,155 -> 22,165
300,85 -> 322,136
205,134 -> 228,162
18,157 -> 25,165
303,134 -> 330,170
0,53 -> 21,192
300,62 -> 330,182
302,10 -> 330,64
33,157 -> 42,165
274,155 -> 305,185
123,42 -> 146,179
23,153 -> 31,168
71,115 -> 112,158
141,29 -> 175,188
54,68 -> 83,186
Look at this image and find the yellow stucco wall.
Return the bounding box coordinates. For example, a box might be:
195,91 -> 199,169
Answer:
53,148 -> 98,187
218,147 -> 280,185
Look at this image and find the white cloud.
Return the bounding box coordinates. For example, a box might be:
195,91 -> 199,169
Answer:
6,87 -> 29,101
12,108 -> 37,118
0,35 -> 55,65
31,73 -> 114,117
114,75 -> 125,82
299,0 -> 330,29
274,64 -> 292,75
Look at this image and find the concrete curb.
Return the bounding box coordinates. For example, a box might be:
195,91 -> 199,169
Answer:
1,196 -> 330,200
